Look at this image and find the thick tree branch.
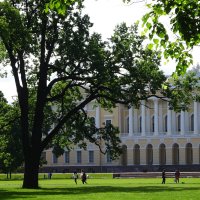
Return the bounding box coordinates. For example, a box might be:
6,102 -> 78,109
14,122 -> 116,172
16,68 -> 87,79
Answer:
31,15 -> 48,149
41,93 -> 97,151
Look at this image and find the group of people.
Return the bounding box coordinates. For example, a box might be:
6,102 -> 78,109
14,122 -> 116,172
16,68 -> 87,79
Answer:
73,170 -> 87,185
162,169 -> 180,184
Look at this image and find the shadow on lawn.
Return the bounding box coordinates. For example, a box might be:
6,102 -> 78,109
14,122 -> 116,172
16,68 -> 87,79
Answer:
0,185 -> 199,200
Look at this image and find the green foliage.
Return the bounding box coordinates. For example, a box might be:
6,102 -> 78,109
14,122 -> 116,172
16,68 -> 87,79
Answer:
0,92 -> 23,174
45,0 -> 80,15
123,0 -> 200,111
163,70 -> 200,111
0,2 -> 30,54
123,0 -> 200,75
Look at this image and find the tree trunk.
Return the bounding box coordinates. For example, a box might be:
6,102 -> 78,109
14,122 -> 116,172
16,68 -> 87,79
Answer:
22,152 -> 40,189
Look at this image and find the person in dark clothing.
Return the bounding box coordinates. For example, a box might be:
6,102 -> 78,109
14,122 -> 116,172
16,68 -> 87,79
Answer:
162,169 -> 166,184
48,172 -> 52,179
80,170 -> 87,184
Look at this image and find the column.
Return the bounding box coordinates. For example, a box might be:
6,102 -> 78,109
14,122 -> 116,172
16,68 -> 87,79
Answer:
128,106 -> 134,136
154,98 -> 159,136
194,101 -> 198,134
167,103 -> 172,135
141,100 -> 146,136
95,106 -> 100,128
181,110 -> 185,135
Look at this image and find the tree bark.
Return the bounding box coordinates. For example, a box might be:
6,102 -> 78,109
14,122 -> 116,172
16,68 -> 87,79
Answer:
22,151 -> 40,189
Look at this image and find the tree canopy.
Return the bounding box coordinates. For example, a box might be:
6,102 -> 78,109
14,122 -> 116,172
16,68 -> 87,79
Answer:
123,0 -> 200,75
0,0 -> 166,188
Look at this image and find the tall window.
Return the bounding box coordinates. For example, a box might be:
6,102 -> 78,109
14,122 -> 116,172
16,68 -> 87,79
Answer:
177,114 -> 181,131
105,119 -> 112,126
134,144 -> 140,165
172,143 -> 179,165
91,117 -> 95,125
126,116 -> 129,133
89,151 -> 94,163
164,115 -> 168,132
186,143 -> 193,164
52,153 -> 58,164
139,116 -> 142,132
121,145 -> 127,166
190,114 -> 194,131
159,144 -> 166,165
105,119 -> 112,132
64,151 -> 70,163
151,116 -> 155,132
77,151 -> 82,164
146,144 -> 153,165
106,151 -> 112,163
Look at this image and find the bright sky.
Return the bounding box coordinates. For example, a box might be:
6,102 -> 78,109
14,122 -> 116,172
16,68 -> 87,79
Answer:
0,0 -> 200,102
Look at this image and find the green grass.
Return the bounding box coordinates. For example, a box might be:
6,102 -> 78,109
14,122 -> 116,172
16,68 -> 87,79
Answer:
0,177 -> 200,200
0,173 -> 113,180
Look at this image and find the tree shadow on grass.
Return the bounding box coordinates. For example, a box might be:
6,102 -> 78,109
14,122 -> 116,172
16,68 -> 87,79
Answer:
0,185 -> 199,200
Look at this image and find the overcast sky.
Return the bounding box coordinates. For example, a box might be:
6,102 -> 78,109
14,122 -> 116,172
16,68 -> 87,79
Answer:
0,0 -> 199,102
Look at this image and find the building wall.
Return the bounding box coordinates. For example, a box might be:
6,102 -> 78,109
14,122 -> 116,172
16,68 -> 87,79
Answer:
42,99 -> 200,172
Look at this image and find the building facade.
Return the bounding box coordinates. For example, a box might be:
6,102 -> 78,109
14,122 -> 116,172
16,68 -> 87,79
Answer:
42,98 -> 200,172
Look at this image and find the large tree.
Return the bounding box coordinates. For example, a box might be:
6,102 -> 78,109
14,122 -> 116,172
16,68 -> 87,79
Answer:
0,0 -> 166,188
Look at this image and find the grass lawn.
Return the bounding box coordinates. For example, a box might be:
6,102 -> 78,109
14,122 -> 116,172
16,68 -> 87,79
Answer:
0,177 -> 200,200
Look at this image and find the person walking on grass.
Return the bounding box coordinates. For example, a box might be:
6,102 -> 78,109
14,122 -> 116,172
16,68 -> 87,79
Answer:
162,169 -> 166,184
73,172 -> 78,185
175,170 -> 180,183
80,170 -> 87,184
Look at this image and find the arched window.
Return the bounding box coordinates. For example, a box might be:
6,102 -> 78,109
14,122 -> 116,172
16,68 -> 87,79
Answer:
172,143 -> 179,165
121,145 -> 128,166
164,115 -> 168,132
190,114 -> 194,131
186,143 -> 193,164
159,144 -> 166,165
133,144 -> 140,165
146,144 -> 153,165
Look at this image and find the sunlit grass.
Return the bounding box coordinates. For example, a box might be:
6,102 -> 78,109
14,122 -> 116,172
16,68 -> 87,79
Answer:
0,177 -> 200,200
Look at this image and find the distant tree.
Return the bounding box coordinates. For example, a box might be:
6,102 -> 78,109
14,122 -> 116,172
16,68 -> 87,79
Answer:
0,92 -> 23,178
188,64 -> 200,74
0,0 -> 166,188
